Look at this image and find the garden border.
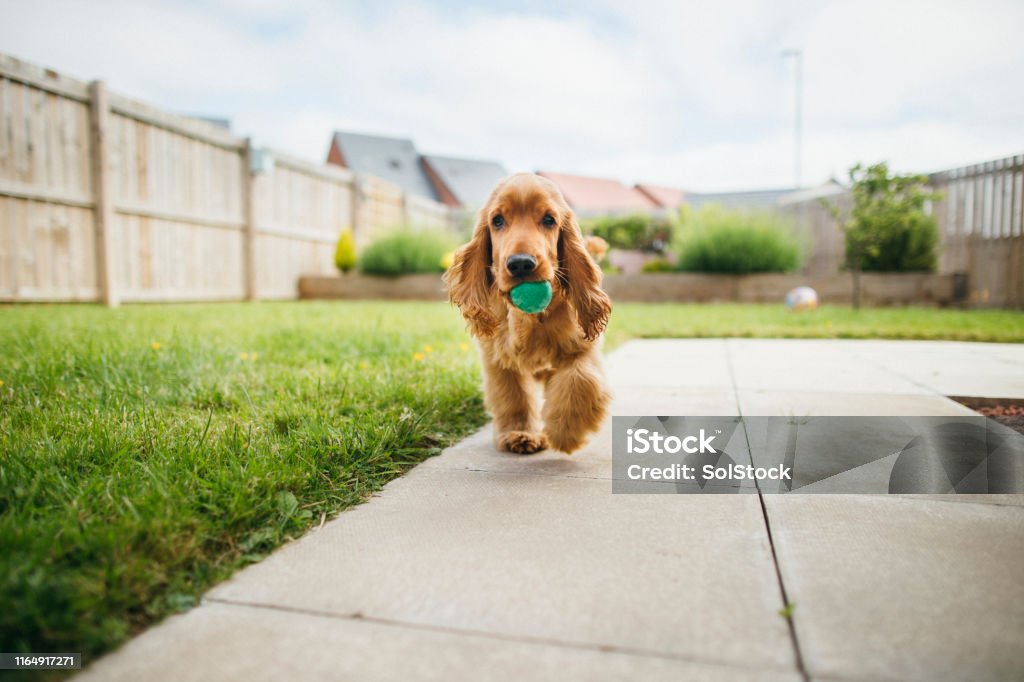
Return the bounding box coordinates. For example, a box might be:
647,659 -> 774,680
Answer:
299,272 -> 967,306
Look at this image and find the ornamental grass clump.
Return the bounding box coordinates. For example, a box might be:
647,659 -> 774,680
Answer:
676,206 -> 802,274
358,229 -> 456,277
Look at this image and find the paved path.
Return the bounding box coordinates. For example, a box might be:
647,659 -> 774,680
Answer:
79,339 -> 1024,682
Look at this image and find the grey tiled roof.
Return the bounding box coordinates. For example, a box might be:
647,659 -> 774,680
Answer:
421,154 -> 508,208
332,131 -> 439,201
685,187 -> 799,210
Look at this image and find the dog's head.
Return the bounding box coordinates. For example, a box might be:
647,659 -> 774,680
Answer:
445,173 -> 611,340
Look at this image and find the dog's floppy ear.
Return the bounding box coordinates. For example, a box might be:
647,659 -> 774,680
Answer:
558,212 -> 612,340
445,215 -> 498,337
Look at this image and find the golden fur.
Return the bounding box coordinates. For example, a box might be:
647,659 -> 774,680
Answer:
445,173 -> 612,454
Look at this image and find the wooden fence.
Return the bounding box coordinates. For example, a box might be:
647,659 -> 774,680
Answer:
0,53 -> 460,304
783,155 -> 1024,308
930,155 -> 1024,308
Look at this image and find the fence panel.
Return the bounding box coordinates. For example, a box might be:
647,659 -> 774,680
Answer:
253,153 -> 353,298
0,56 -> 98,300
407,193 -> 454,232
106,96 -> 248,301
783,194 -> 847,277
357,175 -> 405,246
0,51 -> 458,303
930,154 -> 1024,307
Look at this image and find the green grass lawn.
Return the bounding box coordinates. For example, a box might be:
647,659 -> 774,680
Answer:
1,300 -> 1020,668
0,302 -> 486,668
604,303 -> 1024,348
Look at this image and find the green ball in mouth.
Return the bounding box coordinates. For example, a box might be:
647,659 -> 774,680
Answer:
510,280 -> 553,314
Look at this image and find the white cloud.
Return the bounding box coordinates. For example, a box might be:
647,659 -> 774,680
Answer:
1,0 -> 1022,191
585,120 -> 1024,192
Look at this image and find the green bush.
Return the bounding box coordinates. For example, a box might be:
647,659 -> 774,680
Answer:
358,229 -> 456,277
676,206 -> 802,274
584,213 -> 677,252
641,257 -> 675,273
358,229 -> 454,277
828,162 -> 939,273
334,230 -> 356,273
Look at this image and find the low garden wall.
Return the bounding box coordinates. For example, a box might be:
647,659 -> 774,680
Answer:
300,272 -> 967,307
300,273 -> 448,300
603,272 -> 966,306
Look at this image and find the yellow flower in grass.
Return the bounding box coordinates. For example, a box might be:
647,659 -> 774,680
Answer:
413,352 -> 425,362
250,352 -> 258,361
150,342 -> 162,351
359,361 -> 370,370
423,345 -> 433,354
459,342 -> 470,352
240,352 -> 249,360
0,379 -> 5,387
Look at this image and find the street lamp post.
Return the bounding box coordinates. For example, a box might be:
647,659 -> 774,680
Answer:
781,48 -> 803,189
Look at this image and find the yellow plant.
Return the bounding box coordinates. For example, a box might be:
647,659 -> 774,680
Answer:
334,230 -> 357,273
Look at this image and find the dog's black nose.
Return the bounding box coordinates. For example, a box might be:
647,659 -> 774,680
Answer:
506,253 -> 537,279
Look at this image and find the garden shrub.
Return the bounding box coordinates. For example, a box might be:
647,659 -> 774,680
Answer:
584,212 -> 677,252
358,229 -> 456,277
641,257 -> 675,273
676,206 -> 802,274
827,162 -> 939,273
334,230 -> 357,273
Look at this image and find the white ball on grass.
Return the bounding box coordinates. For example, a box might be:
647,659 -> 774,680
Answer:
785,286 -> 819,311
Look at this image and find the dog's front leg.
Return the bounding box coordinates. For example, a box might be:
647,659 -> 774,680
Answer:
482,357 -> 547,454
542,349 -> 611,454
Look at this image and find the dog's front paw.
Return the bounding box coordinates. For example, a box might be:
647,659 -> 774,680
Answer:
498,431 -> 549,455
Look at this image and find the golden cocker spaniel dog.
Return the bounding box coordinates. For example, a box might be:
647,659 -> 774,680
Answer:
445,173 -> 612,455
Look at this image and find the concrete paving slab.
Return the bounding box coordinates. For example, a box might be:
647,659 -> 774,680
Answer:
894,493 -> 1024,507
607,339 -> 734,389
612,387 -> 740,416
737,389 -> 976,417
207,467 -> 796,671
853,341 -> 1024,398
419,424 -> 616,479
726,339 -> 932,394
77,602 -> 801,682
765,495 -> 1024,682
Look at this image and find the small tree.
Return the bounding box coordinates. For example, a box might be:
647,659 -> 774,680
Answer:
825,162 -> 939,308
334,230 -> 357,274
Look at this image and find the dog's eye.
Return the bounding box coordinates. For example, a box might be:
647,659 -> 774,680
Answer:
541,214 -> 556,228
491,215 -> 505,229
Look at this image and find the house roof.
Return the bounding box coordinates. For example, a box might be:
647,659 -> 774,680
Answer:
685,187 -> 799,211
537,171 -> 658,215
635,184 -> 686,208
777,179 -> 846,206
421,154 -> 508,209
330,131 -> 439,201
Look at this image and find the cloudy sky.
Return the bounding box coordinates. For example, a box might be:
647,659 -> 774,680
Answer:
2,0 -> 1022,191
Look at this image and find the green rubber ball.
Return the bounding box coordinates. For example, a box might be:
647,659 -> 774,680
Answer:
510,281 -> 552,314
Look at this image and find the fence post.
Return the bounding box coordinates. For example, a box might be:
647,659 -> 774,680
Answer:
242,139 -> 258,301
87,80 -> 118,307
350,173 -> 363,244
